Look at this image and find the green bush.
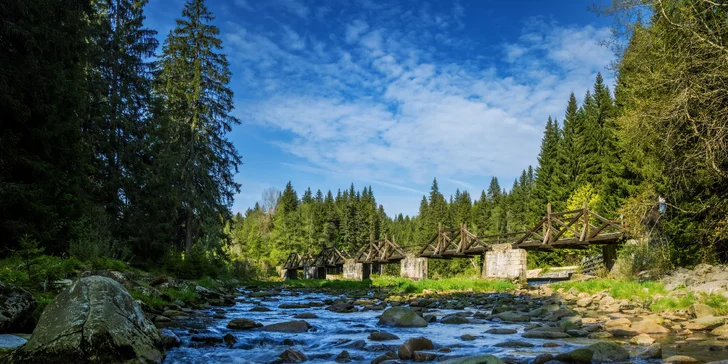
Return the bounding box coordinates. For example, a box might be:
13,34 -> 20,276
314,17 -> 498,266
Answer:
165,287 -> 198,303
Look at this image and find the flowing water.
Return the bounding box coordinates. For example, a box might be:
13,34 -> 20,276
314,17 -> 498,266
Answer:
163,288 -> 728,363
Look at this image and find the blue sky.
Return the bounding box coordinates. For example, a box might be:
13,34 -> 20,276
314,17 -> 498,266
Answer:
145,0 -> 616,217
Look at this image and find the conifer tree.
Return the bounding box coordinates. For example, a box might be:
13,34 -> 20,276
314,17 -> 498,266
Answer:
534,117 -> 563,209
157,0 -> 241,252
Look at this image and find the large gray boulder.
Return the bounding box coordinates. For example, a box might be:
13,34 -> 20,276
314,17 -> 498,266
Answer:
0,282 -> 37,333
12,276 -> 163,363
377,307 -> 427,328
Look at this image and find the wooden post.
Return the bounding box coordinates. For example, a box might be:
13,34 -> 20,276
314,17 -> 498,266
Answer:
437,222 -> 442,255
581,202 -> 589,241
543,203 -> 552,245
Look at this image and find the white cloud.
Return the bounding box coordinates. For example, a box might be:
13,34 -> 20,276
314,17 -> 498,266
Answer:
225,9 -> 615,208
270,0 -> 310,19
233,0 -> 254,11
345,20 -> 369,43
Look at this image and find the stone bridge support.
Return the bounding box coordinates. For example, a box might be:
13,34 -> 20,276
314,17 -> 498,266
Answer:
400,253 -> 428,280
303,265 -> 327,279
343,259 -> 370,280
283,269 -> 298,280
482,243 -> 526,281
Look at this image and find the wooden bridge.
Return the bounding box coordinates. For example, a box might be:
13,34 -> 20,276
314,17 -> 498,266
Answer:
282,203 -> 625,279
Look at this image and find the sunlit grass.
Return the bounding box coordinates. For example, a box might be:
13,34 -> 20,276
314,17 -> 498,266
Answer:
552,279 -> 667,301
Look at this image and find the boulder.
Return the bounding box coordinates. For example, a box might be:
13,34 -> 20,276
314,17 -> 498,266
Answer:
630,333 -> 655,345
378,307 -> 427,328
689,303 -> 716,318
441,316 -> 470,325
664,355 -> 699,363
461,334 -> 477,341
556,341 -> 629,363
159,329 -> 180,349
559,316 -> 582,331
398,337 -> 434,360
711,324 -> 728,337
293,313 -> 318,319
11,276 -> 162,363
638,343 -> 662,359
693,316 -> 726,329
494,341 -> 534,348
334,350 -> 350,363
440,355 -> 504,364
227,318 -> 259,330
368,331 -> 399,341
279,348 -> 307,363
250,306 -> 271,312
0,282 -> 37,333
326,302 -> 357,313
413,351 -> 437,362
485,328 -> 517,335
521,327 -> 570,339
631,319 -> 670,334
262,320 -> 311,333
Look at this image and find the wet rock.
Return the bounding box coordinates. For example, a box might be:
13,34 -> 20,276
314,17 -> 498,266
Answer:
555,341 -> 629,363
630,333 -> 655,345
279,348 -> 307,363
162,309 -> 186,318
605,318 -> 631,328
423,315 -> 437,323
227,318 -> 259,330
327,302 -> 357,313
293,313 -> 318,319
494,312 -> 530,322
191,335 -> 223,346
587,332 -> 613,340
378,307 -> 428,328
280,303 -> 310,309
486,328 -> 517,335
11,276 -> 162,363
694,316 -> 726,329
398,337 -> 434,360
608,327 -> 639,337
533,354 -> 554,364
160,329 -> 181,349
154,315 -> 171,323
0,282 -> 36,333
461,334 -> 477,341
631,318 -> 670,334
664,355 -> 699,363
712,324 -> 728,337
543,342 -> 561,348
543,308 -> 575,322
559,316 -> 582,331
566,329 -> 588,337
335,350 -> 351,363
249,290 -> 279,298
576,296 -> 594,307
413,351 -> 437,362
262,320 -> 312,333
223,333 -> 237,347
368,331 -> 399,341
638,343 -> 662,359
440,354 -> 504,364
372,351 -> 398,364
441,315 -> 470,324
494,341 -> 534,348
690,303 -> 716,318
344,340 -> 366,349
0,334 -> 27,356
521,327 -> 570,339
250,306 -> 271,312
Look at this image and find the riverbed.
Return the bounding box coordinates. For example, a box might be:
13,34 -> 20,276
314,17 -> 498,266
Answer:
163,288 -> 728,363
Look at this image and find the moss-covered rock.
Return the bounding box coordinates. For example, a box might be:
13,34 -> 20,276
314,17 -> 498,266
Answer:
11,276 -> 162,363
377,307 -> 427,328
556,342 -> 629,363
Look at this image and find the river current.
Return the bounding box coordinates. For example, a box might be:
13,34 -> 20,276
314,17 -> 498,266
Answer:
163,288 -> 728,363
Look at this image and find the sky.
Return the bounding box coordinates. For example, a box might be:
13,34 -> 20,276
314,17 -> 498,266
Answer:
145,0 -> 616,217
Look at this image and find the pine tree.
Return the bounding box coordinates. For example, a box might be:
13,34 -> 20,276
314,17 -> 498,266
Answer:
157,0 -> 242,252
534,117 -> 563,209
558,93 -> 584,193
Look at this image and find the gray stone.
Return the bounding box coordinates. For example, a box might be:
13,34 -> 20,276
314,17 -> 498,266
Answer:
398,337 -> 434,360
12,276 -> 162,363
0,282 -> 36,333
485,328 -> 517,335
279,348 -> 307,362
494,341 -> 534,348
159,329 -> 180,349
378,307 -> 428,328
226,318 -> 259,330
262,320 -> 311,333
368,331 -> 399,341
440,355 -> 505,364
556,342 -> 629,363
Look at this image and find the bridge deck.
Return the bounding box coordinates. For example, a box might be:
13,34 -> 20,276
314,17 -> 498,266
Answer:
283,203 -> 626,269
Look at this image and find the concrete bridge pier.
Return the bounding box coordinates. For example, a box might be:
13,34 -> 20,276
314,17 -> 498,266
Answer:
303,265 -> 327,279
343,259 -> 371,280
482,243 -> 527,282
602,245 -> 617,272
400,253 -> 428,280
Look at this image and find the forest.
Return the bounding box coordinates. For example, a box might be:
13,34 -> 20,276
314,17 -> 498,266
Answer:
2,0 -> 727,279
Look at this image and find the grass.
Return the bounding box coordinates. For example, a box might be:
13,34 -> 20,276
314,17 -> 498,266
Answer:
165,287 -> 198,303
248,275 -> 517,295
552,279 -> 667,301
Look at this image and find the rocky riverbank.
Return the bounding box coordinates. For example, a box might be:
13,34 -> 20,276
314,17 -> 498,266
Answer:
4,264 -> 728,363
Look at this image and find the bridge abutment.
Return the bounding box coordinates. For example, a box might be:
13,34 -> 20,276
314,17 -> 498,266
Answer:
482,243 -> 526,281
343,259 -> 370,280
602,245 -> 617,272
400,253 -> 428,280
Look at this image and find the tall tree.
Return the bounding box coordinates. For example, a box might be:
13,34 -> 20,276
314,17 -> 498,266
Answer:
157,0 -> 241,252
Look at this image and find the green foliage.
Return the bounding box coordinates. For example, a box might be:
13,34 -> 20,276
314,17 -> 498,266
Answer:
650,293 -> 695,312
552,279 -> 666,301
371,276 -> 516,294
164,287 -> 198,303
130,289 -> 168,309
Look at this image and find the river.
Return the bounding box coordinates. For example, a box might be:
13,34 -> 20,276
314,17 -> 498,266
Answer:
163,288 -> 728,363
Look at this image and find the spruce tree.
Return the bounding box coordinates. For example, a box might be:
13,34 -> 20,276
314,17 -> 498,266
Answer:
534,117 -> 563,209
157,0 -> 241,252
